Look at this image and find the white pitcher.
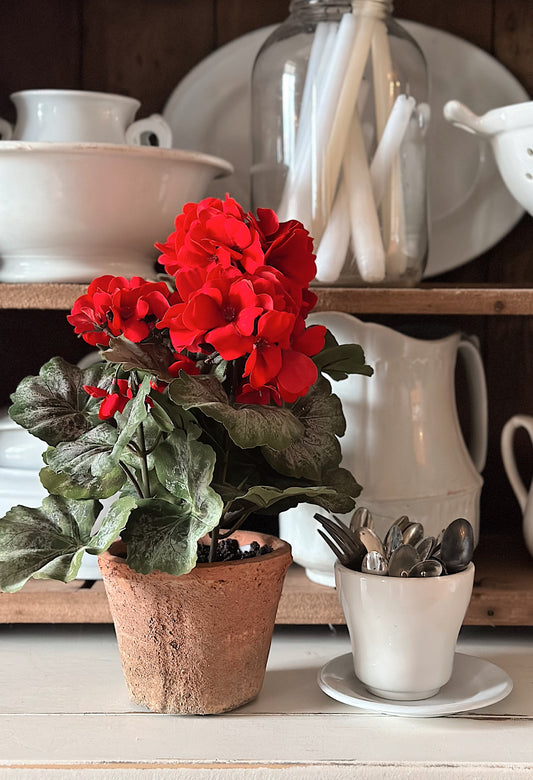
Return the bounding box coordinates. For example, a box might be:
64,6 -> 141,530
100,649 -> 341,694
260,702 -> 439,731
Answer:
501,415 -> 533,557
279,312 -> 487,585
0,89 -> 172,147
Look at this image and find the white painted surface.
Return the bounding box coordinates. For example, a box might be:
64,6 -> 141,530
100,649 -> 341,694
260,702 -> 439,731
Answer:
0,624 -> 532,778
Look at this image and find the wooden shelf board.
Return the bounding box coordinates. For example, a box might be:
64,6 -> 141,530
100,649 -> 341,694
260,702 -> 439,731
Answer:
314,285 -> 533,316
1,283 -> 533,315
0,536 -> 531,625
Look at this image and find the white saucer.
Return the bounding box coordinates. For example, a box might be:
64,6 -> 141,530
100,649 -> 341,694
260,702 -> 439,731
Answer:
164,21 -> 528,278
318,652 -> 513,717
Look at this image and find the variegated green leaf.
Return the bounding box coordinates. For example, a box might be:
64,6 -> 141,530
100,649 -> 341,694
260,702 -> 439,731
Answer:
0,496 -> 101,592
169,372 -> 303,450
9,357 -> 107,445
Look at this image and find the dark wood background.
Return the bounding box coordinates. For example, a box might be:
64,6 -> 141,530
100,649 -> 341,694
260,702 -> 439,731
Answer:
0,0 -> 532,540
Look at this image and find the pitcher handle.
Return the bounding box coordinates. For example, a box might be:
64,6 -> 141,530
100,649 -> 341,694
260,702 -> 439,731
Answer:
0,118 -> 13,141
458,337 -> 488,472
501,415 -> 533,510
125,113 -> 172,148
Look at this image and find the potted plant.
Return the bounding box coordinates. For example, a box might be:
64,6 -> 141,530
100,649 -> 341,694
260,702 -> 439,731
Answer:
0,195 -> 372,714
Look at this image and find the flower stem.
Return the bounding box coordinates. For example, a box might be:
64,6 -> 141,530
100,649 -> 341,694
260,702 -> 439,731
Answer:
219,508 -> 254,539
138,422 -> 150,497
208,524 -> 220,563
119,461 -> 144,499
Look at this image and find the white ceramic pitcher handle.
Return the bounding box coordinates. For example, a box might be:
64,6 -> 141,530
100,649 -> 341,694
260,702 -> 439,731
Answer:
125,113 -> 172,148
501,415 -> 533,510
0,118 -> 13,140
457,337 -> 488,472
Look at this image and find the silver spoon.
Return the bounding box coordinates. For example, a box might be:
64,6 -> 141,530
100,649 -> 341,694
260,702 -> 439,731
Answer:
354,526 -> 385,557
408,559 -> 443,577
439,518 -> 474,574
415,536 -> 437,561
388,544 -> 420,577
350,506 -> 373,531
384,523 -> 403,558
361,550 -> 389,575
402,522 -> 424,547
394,515 -> 411,533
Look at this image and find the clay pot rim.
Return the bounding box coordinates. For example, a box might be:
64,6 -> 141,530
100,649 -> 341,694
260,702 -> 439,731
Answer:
102,531 -> 292,573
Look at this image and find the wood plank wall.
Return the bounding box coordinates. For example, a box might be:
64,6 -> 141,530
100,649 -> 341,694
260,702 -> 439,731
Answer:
0,0 -> 532,540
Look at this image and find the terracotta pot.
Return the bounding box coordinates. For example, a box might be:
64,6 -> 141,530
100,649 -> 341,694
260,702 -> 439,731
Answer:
98,530 -> 292,715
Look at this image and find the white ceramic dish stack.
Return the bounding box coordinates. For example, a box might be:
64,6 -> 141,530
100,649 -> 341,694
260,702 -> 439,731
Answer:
0,410 -> 102,580
0,142 -> 232,283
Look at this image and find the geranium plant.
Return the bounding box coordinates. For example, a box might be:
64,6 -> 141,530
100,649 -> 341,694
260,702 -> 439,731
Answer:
0,195 -> 372,591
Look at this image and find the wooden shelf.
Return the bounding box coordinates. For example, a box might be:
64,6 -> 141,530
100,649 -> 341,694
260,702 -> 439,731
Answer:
0,535 -> 531,625
1,283 -> 533,314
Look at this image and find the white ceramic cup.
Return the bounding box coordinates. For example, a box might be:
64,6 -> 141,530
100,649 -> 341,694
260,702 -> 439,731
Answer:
335,560 -> 475,701
0,89 -> 172,147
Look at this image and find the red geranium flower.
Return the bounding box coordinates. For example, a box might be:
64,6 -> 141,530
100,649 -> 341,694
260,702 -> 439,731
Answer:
235,381 -> 282,406
253,209 -> 317,286
68,276 -> 177,346
243,310 -> 296,389
156,195 -> 264,276
84,379 -> 132,420
168,354 -> 200,377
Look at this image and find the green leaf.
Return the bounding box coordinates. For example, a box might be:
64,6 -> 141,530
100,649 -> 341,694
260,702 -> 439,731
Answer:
42,424 -> 125,499
9,357 -> 106,445
227,465 -> 361,518
86,495 -> 138,554
113,375 -> 152,455
230,484 -> 345,513
262,377 -> 345,481
103,336 -> 177,381
314,342 -> 373,382
121,495 -> 222,576
169,372 -> 304,450
120,429 -> 223,574
150,392 -> 202,438
0,496 -> 102,592
154,428 -> 221,509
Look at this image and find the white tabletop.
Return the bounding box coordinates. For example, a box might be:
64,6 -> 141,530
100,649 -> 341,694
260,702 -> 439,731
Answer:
1,623 -> 532,778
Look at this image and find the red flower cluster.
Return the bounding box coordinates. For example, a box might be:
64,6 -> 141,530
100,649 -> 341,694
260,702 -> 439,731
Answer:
156,196 -> 325,403
69,196 -> 326,406
67,275 -> 179,347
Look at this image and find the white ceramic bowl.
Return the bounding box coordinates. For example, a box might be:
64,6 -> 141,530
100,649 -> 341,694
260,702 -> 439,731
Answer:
0,142 -> 233,282
0,411 -> 45,470
0,466 -> 48,517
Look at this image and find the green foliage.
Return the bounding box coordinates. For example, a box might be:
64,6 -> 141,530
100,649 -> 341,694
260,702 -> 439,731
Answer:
0,327 -> 371,588
9,357 -> 104,445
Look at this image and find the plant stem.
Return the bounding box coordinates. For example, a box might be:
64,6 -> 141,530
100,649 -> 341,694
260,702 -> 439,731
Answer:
138,422 -> 150,497
219,508 -> 254,539
208,524 -> 220,563
119,461 -> 144,499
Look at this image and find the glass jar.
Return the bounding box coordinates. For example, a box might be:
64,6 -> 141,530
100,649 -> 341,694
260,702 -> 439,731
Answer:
251,0 -> 429,287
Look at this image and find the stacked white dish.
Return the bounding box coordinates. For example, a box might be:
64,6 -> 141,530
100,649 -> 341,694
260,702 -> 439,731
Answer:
0,410 -> 101,580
